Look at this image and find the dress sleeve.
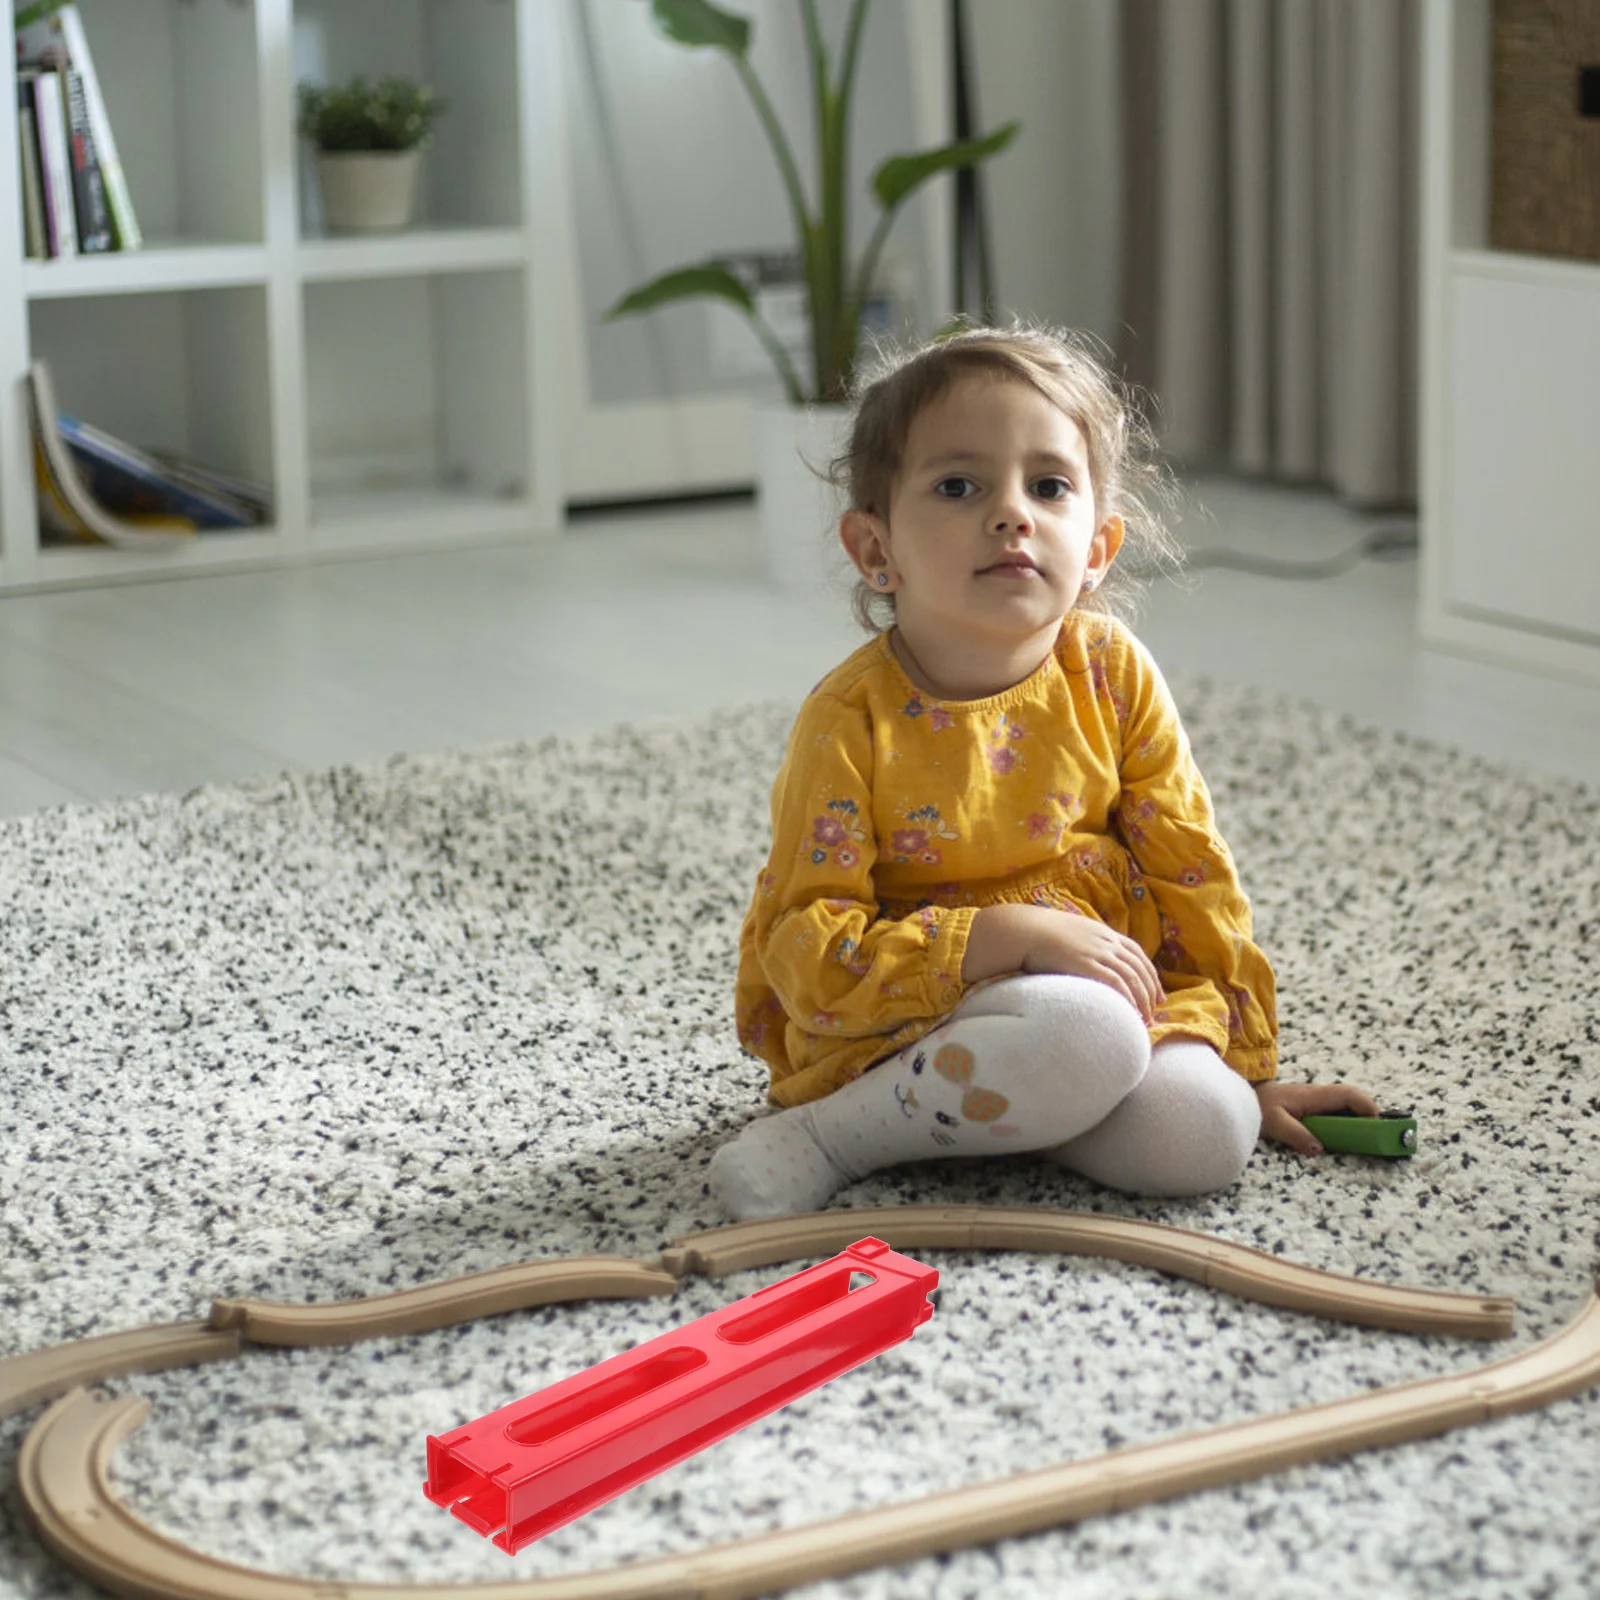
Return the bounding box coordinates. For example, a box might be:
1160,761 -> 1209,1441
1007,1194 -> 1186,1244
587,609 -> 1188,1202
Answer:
1109,632 -> 1278,1080
746,692 -> 975,1041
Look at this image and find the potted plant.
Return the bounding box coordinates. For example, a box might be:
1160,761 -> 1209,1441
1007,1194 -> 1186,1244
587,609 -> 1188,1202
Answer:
604,0 -> 1018,588
297,74 -> 447,232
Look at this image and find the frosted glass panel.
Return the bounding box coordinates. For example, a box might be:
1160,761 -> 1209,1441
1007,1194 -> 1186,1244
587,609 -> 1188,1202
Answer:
560,0 -> 936,406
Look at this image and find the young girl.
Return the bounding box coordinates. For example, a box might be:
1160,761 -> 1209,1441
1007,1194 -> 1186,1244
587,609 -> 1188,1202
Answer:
712,324 -> 1378,1221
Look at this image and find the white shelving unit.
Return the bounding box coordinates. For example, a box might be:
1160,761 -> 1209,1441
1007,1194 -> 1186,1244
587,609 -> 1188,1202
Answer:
1419,0 -> 1600,683
0,0 -> 564,593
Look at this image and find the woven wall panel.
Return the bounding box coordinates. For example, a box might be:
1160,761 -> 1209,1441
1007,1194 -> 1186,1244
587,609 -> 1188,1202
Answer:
1491,0 -> 1600,260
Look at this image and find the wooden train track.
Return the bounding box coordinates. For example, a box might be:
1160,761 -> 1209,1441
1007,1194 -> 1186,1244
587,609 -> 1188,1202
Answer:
4,1205 -> 1597,1600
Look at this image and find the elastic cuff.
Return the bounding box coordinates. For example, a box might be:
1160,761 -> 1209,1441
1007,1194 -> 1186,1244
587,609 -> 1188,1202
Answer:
922,903 -> 978,1014
1226,1044 -> 1279,1083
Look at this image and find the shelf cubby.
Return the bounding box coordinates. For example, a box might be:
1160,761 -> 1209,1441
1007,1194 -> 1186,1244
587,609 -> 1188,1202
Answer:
30,285 -> 274,492
292,0 -> 524,240
301,267 -> 530,538
25,283 -> 277,581
61,0 -> 265,252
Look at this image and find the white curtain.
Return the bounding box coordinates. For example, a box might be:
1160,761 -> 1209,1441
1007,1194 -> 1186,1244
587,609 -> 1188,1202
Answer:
1118,0 -> 1421,509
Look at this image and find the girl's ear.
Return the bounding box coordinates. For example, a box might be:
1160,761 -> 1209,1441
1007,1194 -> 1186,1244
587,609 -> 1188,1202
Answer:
1085,513 -> 1125,585
841,509 -> 897,592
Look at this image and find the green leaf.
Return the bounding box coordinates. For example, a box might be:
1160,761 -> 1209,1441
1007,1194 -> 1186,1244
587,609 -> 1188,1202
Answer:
606,263 -> 754,320
13,1 -> 68,27
651,0 -> 751,55
871,120 -> 1020,211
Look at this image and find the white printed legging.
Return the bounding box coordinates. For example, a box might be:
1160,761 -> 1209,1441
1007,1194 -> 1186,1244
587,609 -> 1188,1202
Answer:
708,974 -> 1263,1222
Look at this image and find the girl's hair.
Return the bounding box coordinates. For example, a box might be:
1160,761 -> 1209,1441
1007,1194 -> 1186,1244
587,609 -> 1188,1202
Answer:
830,321 -> 1183,632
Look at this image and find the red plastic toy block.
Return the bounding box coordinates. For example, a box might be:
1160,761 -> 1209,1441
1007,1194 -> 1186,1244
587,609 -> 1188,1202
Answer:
423,1236 -> 938,1553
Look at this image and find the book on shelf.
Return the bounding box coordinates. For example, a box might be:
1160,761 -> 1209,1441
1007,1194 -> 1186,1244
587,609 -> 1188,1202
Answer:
28,360 -> 274,550
14,2 -> 140,252
63,68 -> 111,252
16,77 -> 46,258
27,67 -> 77,257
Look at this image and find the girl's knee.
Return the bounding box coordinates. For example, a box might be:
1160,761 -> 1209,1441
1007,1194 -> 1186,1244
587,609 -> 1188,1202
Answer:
1049,1040 -> 1260,1197
1155,1053 -> 1261,1194
1017,975 -> 1151,1122
1032,973 -> 1151,1082
1175,1103 -> 1259,1193
916,974 -> 1150,1148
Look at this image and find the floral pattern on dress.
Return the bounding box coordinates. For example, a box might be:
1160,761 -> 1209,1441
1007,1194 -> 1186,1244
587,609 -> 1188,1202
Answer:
806,797 -> 867,869
1023,790 -> 1081,847
833,935 -> 870,977
986,713 -> 1028,775
737,995 -> 787,1051
886,804 -> 959,866
1224,981 -> 1252,1037
1158,914 -> 1190,969
1088,655 -> 1130,726
1115,795 -> 1158,848
901,695 -> 954,732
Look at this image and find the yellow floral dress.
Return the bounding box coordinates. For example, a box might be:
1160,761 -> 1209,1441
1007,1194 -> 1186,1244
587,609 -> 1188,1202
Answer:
735,613 -> 1278,1107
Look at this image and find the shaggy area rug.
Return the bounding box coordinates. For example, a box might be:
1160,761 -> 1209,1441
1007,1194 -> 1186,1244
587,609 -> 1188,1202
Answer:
0,678 -> 1596,1600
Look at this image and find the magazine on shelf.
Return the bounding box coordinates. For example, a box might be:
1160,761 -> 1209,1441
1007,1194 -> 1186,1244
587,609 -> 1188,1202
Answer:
14,2 -> 140,250
58,414 -> 266,529
28,361 -> 195,549
147,452 -> 273,524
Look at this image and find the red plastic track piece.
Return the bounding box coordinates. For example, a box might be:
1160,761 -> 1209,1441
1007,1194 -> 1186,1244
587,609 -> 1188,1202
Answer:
422,1237 -> 938,1553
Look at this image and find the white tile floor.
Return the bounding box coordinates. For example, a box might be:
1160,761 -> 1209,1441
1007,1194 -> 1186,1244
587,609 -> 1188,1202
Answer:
1,473 -> 1596,819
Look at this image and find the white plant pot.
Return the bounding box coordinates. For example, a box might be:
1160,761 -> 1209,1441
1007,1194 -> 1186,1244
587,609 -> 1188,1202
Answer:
316,149 -> 422,232
754,401 -> 855,595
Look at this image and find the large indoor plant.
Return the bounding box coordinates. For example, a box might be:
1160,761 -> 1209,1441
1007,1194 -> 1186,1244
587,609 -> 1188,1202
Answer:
298,74 -> 447,232
605,0 -> 1017,589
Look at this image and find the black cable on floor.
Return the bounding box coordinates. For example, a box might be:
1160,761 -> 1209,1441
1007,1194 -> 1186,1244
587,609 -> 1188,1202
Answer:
1183,523 -> 1418,581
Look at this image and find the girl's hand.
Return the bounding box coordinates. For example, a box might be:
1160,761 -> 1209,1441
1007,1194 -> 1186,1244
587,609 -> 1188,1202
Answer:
962,903 -> 1164,1021
1256,1080 -> 1383,1156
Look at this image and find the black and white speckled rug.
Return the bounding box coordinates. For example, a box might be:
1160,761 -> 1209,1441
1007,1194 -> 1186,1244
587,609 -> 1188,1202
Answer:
2,680 -> 1597,1600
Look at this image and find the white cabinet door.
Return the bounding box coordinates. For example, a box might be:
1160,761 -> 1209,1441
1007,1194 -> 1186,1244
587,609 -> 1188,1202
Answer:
1445,262 -> 1600,647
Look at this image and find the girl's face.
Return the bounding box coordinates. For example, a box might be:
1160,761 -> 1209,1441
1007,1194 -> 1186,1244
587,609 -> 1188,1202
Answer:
843,372 -> 1123,684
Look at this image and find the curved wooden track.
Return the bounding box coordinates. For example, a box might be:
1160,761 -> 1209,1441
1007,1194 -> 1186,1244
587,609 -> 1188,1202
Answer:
4,1206 -> 1593,1600
208,1256 -> 680,1347
662,1206 -> 1517,1340
0,1324 -> 242,1427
